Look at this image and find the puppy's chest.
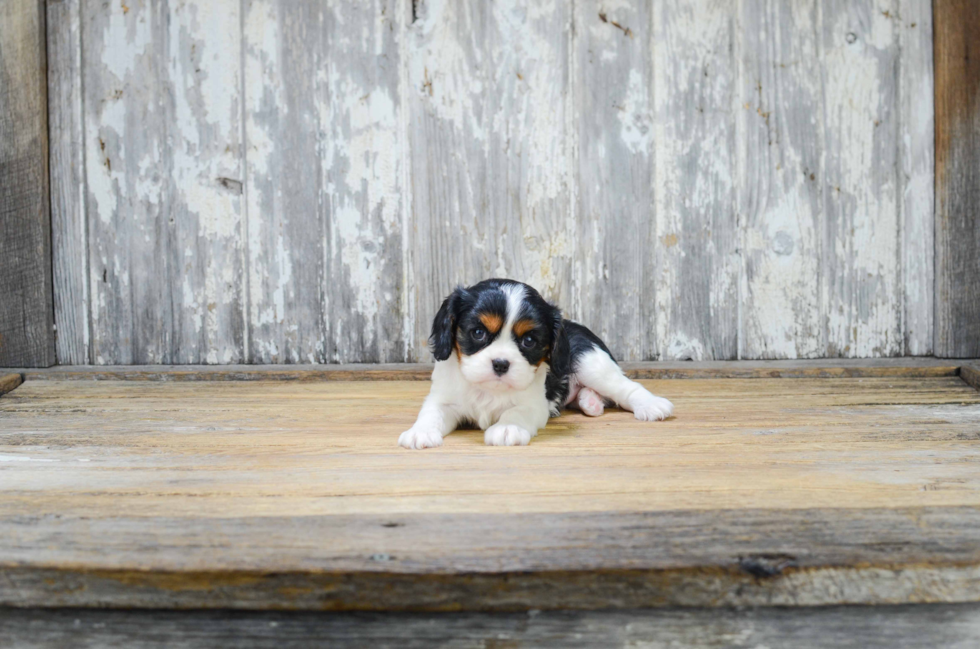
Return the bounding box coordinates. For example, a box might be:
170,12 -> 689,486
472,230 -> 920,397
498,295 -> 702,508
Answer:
460,387 -> 538,429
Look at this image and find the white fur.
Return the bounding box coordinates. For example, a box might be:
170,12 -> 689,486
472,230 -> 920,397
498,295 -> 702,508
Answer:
398,352 -> 550,449
457,284 -> 537,392
399,291 -> 674,449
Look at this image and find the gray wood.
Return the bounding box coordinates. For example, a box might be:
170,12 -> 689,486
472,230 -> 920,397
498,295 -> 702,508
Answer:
900,0 -> 935,356
821,0 -> 902,357
571,1 -> 653,361
47,0 -> 88,365
0,0 -> 55,368
81,0 -> 247,365
934,0 -> 980,358
406,0 -> 573,359
48,0 -> 940,364
1,357 -> 972,382
3,604 -> 980,648
243,0 -> 406,364
737,0 -> 824,359
2,507 -> 980,610
652,0 -> 739,361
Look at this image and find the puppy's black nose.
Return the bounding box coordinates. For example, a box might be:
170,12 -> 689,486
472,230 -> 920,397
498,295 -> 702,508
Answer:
492,359 -> 510,376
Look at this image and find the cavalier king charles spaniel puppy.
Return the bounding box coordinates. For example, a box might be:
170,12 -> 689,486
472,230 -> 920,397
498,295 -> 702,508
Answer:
399,279 -> 674,449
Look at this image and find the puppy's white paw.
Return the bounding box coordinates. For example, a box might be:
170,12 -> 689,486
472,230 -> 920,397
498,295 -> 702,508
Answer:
484,423 -> 534,447
630,394 -> 674,421
398,426 -> 444,450
577,387 -> 605,417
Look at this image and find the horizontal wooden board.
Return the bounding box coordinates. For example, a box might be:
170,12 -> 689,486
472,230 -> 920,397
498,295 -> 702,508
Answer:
2,376 -> 980,609
2,604 -> 980,648
1,358 -> 975,382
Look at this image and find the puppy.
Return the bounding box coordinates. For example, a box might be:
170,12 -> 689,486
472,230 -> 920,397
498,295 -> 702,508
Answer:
399,279 -> 674,449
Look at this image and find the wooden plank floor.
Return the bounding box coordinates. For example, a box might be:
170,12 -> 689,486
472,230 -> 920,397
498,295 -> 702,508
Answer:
2,375 -> 980,610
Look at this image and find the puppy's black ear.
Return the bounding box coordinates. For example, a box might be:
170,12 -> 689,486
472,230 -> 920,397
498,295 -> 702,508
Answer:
548,308 -> 570,376
429,286 -> 468,361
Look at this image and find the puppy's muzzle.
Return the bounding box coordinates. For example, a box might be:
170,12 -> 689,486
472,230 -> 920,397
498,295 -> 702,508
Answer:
492,359 -> 510,376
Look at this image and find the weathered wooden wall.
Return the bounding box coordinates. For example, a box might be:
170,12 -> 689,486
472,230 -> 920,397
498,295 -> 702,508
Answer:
47,0 -> 936,364
934,0 -> 980,359
1,0 -> 55,368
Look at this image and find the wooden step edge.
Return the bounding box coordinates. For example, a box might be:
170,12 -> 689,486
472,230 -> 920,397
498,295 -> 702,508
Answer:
0,373 -> 23,396
3,562 -> 980,612
961,364 -> 980,392
3,507 -> 980,612
0,359 -> 975,382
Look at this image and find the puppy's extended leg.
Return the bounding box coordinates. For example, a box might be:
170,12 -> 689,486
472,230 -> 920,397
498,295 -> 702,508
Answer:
575,348 -> 674,421
399,397 -> 459,450
485,402 -> 550,447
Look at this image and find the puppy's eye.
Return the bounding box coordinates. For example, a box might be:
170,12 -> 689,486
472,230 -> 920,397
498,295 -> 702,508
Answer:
472,328 -> 487,341
520,334 -> 536,349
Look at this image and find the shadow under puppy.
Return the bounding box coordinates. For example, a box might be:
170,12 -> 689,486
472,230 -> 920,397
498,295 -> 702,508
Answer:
400,279 -> 674,449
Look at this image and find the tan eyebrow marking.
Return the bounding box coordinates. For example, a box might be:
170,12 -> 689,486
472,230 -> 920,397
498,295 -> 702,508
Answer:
478,313 -> 504,334
513,319 -> 537,337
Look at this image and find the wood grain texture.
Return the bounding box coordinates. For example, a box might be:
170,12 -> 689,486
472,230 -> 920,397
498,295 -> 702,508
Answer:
2,377 -> 980,609
0,373 -> 23,396
244,0 -> 405,364
900,0 -> 935,356
934,0 -> 980,358
572,1 -> 652,361
653,0 -> 738,361
1,357 -> 971,382
0,0 -> 55,368
737,0 -> 824,359
407,0 -> 573,359
48,0 -> 939,363
47,0 -> 89,365
81,0 -> 246,365
3,605 -> 980,648
821,0 -> 902,357
962,364 -> 980,392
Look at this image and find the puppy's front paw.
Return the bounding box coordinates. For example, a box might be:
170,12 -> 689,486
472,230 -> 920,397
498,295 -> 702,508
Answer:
398,426 -> 444,450
630,394 -> 674,421
484,423 -> 534,447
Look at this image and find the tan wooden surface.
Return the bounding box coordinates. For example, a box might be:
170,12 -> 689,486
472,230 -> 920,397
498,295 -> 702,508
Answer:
2,377 -> 980,516
0,374 -> 22,396
1,357 -> 974,383
3,376 -> 980,610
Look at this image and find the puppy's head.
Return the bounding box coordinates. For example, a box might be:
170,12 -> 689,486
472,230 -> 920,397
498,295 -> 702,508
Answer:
430,279 -> 566,392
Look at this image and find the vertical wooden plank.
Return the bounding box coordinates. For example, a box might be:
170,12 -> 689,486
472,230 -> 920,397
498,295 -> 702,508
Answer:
0,0 -> 55,368
405,0 -> 489,357
820,0 -> 902,357
84,0 -> 245,365
168,1 -> 246,364
571,0 -> 652,361
244,0 -> 323,364
407,0 -> 571,360
245,0 -> 405,363
484,0 -> 574,322
320,0 -> 406,362
83,0 -> 173,364
48,0 -> 89,365
652,1 -> 738,360
737,0 -> 824,359
934,0 -> 980,358
898,0 -> 934,356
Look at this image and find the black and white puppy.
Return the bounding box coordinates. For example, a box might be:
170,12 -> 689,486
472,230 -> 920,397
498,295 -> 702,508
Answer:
399,279 -> 674,449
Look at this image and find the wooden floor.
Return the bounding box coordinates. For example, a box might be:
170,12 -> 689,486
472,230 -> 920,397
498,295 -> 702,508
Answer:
2,370 -> 980,611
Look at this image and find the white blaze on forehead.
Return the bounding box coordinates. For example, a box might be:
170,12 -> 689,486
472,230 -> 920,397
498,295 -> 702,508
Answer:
500,283 -> 526,331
